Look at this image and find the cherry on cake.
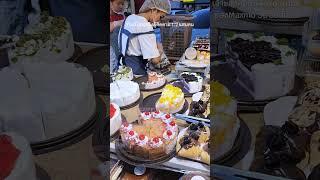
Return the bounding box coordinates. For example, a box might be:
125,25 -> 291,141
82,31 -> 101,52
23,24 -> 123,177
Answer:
142,71 -> 166,89
0,133 -> 36,180
8,12 -> 74,68
120,111 -> 178,159
110,80 -> 140,107
110,103 -> 122,136
0,62 -> 96,142
156,84 -> 185,114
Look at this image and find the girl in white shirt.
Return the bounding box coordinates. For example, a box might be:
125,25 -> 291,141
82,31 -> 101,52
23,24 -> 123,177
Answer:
118,0 -> 171,75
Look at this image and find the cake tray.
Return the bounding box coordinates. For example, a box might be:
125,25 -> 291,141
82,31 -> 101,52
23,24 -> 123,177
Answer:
213,118 -> 251,166
134,76 -> 167,92
169,79 -> 204,97
115,138 -> 177,167
120,92 -> 143,110
139,93 -> 189,114
31,96 -> 105,155
74,46 -> 108,95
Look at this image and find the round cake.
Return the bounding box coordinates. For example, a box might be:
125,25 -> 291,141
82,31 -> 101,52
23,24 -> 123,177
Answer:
112,66 -> 133,81
180,72 -> 203,93
8,12 -> 74,67
110,103 -> 121,136
156,84 -> 185,114
0,133 -> 36,180
142,71 -> 166,89
110,80 -> 140,107
0,62 -> 96,142
120,111 -> 178,159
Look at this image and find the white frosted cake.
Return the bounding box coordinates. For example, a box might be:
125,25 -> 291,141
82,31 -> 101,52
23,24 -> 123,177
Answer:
227,0 -> 313,19
110,80 -> 140,107
180,72 -> 203,93
0,132 -> 36,180
226,33 -> 297,100
8,12 -> 74,68
0,62 -> 96,142
110,103 -> 121,136
142,71 -> 166,89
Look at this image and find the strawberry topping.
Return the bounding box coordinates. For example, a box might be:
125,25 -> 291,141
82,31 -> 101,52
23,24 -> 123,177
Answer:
129,131 -> 134,136
167,130 -> 172,136
169,121 -> 175,126
144,112 -> 150,116
139,134 -> 145,140
153,137 -> 160,143
110,104 -> 116,118
165,114 -> 171,119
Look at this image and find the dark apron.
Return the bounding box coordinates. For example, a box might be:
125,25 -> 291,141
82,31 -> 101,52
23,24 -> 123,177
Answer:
119,17 -> 155,75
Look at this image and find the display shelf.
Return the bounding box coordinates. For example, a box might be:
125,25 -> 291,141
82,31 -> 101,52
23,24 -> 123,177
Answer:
110,142 -> 209,173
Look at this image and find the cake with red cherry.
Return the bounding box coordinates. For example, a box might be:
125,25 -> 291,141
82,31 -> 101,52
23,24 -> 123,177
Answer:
110,103 -> 122,136
119,111 -> 179,159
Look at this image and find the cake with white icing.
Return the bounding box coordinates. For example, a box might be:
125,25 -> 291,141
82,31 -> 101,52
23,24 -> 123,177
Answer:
142,71 -> 166,89
180,72 -> 203,93
0,132 -> 36,180
110,103 -> 121,136
226,33 -> 297,100
226,0 -> 313,19
0,62 -> 96,142
110,80 -> 140,107
112,66 -> 133,81
8,12 -> 74,68
120,112 -> 178,159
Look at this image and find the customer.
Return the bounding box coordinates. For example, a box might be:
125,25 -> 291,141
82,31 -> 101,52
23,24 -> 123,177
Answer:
118,0 -> 171,75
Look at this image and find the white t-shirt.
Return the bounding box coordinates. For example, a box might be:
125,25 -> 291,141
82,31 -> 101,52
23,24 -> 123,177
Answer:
119,14 -> 160,59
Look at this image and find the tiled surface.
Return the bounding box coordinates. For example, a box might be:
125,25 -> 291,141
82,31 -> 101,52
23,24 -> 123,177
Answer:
34,135 -> 101,180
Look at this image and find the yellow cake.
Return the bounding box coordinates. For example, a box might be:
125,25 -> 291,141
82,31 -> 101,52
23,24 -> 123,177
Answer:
156,84 -> 185,113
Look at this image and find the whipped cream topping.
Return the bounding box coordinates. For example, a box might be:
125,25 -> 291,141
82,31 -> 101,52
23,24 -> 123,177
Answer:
163,130 -> 176,140
152,111 -> 163,118
126,131 -> 138,142
150,137 -> 163,148
161,114 -> 173,123
166,121 -> 178,132
121,123 -> 132,132
137,135 -> 149,146
141,112 -> 152,120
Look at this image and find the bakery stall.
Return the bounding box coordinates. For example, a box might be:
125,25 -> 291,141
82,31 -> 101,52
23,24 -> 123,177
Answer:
212,1 -> 320,179
107,5 -> 211,179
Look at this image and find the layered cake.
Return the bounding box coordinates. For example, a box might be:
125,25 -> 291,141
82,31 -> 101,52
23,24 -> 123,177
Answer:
226,33 -> 297,100
180,72 -> 203,93
8,12 -> 74,67
110,103 -> 122,136
176,122 -> 210,164
142,71 -> 166,89
212,81 -> 237,116
0,62 -> 96,142
190,84 -> 210,119
0,133 -> 36,180
112,66 -> 133,81
120,112 -> 178,159
110,81 -> 140,107
156,84 -> 185,114
212,113 -> 240,159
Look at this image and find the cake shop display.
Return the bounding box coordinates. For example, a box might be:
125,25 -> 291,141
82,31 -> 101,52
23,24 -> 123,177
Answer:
8,12 -> 74,68
110,103 -> 122,136
0,61 -> 96,143
225,32 -> 297,100
176,122 -> 210,165
0,133 -> 37,180
119,111 -> 178,160
110,80 -> 141,108
155,84 -> 186,114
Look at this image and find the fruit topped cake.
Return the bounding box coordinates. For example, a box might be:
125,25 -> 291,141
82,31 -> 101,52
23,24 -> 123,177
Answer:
156,84 -> 185,114
226,32 -> 297,100
8,12 -> 74,67
120,111 -> 178,159
110,103 -> 122,136
212,81 -> 237,116
142,71 -> 166,89
180,72 -> 203,94
176,122 -> 210,164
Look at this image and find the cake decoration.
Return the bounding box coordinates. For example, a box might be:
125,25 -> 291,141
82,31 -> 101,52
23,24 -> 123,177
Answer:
112,66 -> 133,81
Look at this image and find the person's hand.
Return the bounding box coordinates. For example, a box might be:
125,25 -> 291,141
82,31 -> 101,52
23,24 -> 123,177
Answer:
151,56 -> 161,65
